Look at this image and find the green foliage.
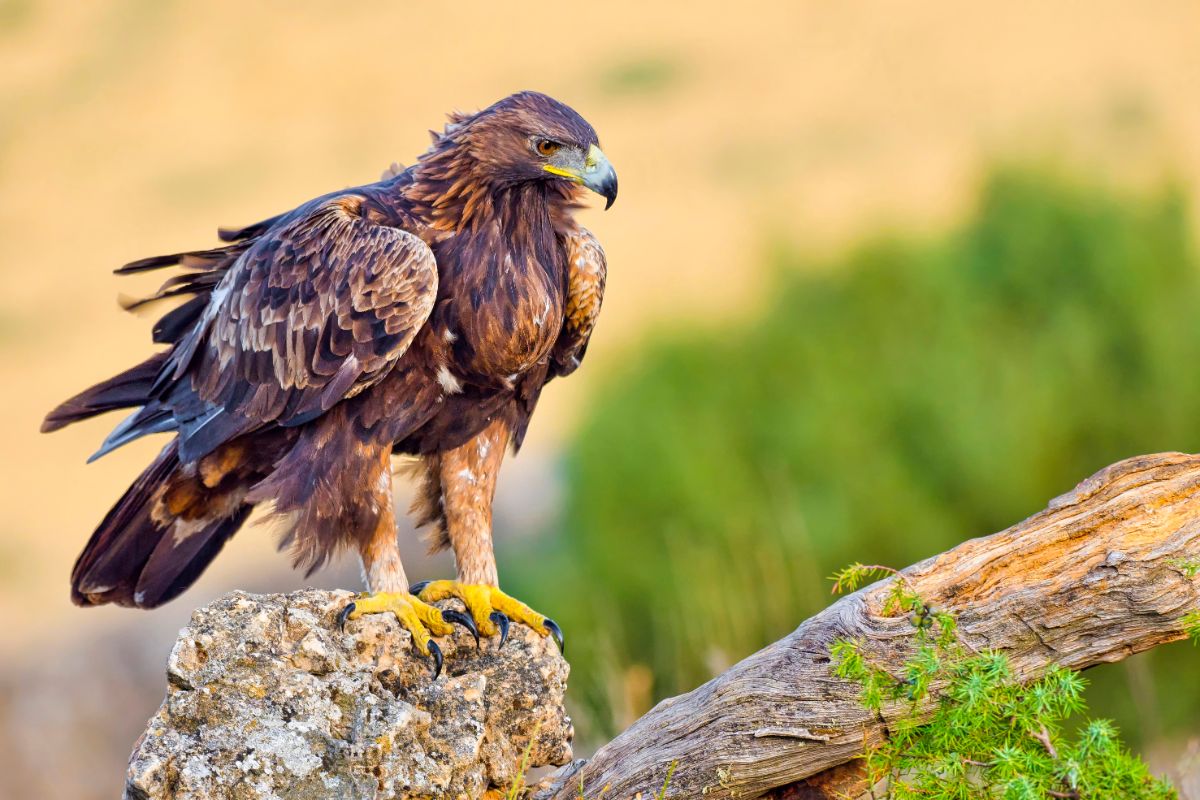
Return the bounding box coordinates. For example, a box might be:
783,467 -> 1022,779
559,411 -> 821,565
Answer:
832,573 -> 1176,799
504,724 -> 539,800
830,563 -> 903,595
655,761 -> 677,800
1170,560 -> 1200,644
1184,610 -> 1200,646
831,571 -> 959,715
501,165 -> 1200,739
1169,558 -> 1200,580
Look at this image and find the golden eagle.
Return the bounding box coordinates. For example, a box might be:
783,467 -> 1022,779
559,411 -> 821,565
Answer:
43,91 -> 616,675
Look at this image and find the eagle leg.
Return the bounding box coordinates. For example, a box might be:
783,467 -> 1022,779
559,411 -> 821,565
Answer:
405,418 -> 565,653
336,455 -> 477,678
409,580 -> 564,655
338,591 -> 477,678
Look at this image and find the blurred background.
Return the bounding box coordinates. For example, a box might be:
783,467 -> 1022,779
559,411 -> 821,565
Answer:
3,1 -> 1200,797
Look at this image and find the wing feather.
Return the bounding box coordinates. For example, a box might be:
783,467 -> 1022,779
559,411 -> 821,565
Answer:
151,194 -> 437,461
551,225 -> 607,377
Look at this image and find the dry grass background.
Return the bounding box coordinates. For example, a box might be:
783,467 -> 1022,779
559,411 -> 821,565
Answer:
2,1 -> 1200,796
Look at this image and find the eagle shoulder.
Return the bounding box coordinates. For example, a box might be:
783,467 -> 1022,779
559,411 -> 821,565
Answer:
551,225 -> 607,377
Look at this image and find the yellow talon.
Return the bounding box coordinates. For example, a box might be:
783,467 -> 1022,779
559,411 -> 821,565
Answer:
413,580 -> 561,652
339,591 -> 453,656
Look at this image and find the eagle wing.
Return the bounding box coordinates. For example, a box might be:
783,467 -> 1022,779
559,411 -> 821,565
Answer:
510,225 -> 607,452
100,194 -> 438,463
552,225 -> 607,377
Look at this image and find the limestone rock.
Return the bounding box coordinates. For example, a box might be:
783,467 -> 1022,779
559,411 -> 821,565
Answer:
125,590 -> 572,800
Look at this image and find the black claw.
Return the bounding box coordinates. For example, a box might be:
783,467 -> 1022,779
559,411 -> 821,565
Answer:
337,602 -> 356,632
408,580 -> 431,596
489,611 -> 510,649
442,609 -> 480,649
428,640 -> 444,680
544,618 -> 565,655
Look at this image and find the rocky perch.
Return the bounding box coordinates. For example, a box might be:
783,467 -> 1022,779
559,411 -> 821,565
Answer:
126,590 -> 573,800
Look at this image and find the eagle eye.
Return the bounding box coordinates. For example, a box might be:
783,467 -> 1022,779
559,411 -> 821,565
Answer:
535,139 -> 561,157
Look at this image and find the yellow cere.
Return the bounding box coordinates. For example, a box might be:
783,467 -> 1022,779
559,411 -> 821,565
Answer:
542,164 -> 583,182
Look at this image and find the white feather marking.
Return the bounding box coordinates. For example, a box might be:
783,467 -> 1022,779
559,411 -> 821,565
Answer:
363,540 -> 408,592
171,518 -> 211,547
443,328 -> 458,343
209,282 -> 231,312
437,365 -> 463,394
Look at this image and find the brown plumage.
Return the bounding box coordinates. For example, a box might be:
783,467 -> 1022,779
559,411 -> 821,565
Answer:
45,91 -> 615,609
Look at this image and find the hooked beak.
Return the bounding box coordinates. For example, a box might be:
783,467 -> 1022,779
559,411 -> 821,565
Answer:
583,144 -> 618,210
544,144 -> 618,209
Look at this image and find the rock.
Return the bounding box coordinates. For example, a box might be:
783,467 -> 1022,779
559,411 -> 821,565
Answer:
125,590 -> 573,800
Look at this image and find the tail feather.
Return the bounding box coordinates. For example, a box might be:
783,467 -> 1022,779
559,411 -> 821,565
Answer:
133,505 -> 252,607
115,246 -> 234,275
42,354 -> 166,433
71,441 -> 252,608
71,443 -> 178,605
87,404 -> 177,463
152,293 -> 210,345
47,230 -> 252,434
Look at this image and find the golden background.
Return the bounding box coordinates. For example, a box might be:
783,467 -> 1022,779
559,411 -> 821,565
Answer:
1,2 -> 1199,796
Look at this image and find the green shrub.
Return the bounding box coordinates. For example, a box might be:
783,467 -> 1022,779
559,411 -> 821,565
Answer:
503,165 -> 1200,741
831,568 -> 1176,798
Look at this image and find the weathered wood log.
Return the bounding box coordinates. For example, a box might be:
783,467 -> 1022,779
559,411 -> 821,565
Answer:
543,452 -> 1200,800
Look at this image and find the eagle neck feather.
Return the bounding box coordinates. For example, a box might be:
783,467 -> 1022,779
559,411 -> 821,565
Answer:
407,136 -> 577,235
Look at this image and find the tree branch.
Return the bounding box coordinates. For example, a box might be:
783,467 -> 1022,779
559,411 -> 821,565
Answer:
542,453 -> 1200,800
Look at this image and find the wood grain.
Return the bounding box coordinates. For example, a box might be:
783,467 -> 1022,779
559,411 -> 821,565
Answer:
541,453 -> 1200,800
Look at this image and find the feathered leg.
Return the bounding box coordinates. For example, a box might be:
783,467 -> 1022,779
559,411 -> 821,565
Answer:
410,418 -> 563,652
442,416 -> 506,586
337,450 -> 478,678
359,497 -> 411,593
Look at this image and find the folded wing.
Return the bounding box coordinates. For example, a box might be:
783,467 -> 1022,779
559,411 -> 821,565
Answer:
551,225 -> 607,377
97,195 -> 438,463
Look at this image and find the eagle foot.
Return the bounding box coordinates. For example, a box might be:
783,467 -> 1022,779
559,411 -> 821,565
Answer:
409,580 -> 564,655
337,591 -> 479,678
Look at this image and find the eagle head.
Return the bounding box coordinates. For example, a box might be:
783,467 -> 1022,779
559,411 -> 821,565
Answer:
429,91 -> 618,210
